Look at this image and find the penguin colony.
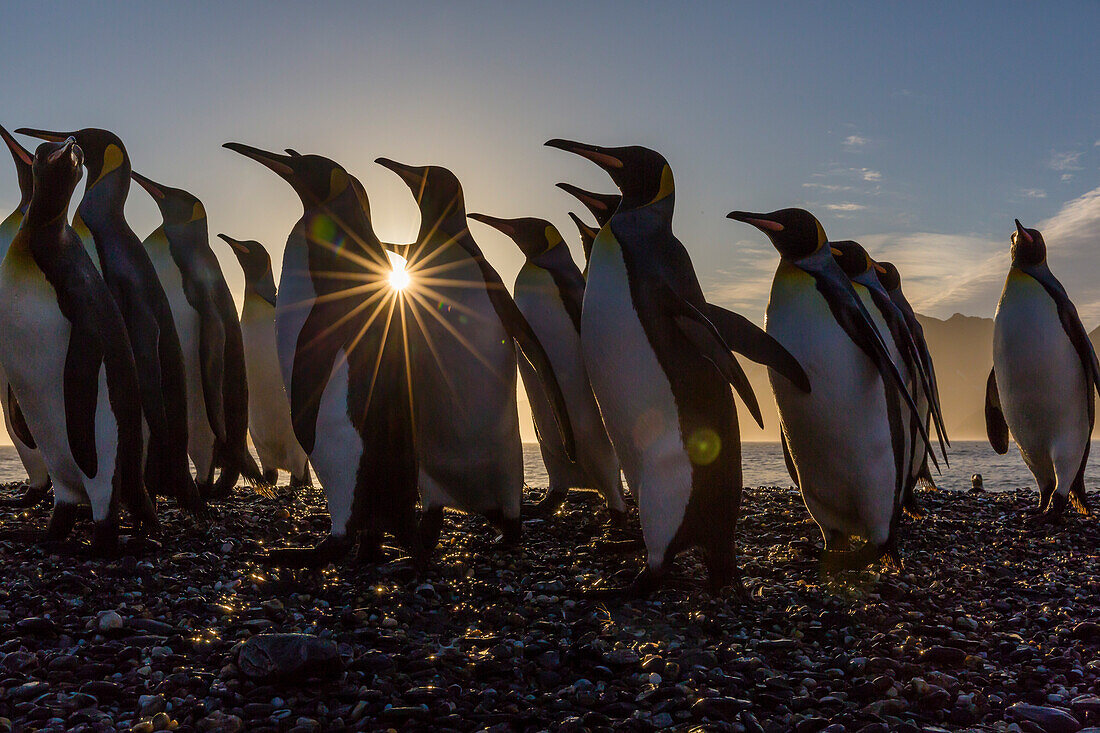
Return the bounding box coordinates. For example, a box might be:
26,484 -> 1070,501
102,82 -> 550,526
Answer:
0,124 -> 1096,596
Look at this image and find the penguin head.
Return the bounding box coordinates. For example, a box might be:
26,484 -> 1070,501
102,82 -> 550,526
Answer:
876,260 -> 902,292
545,140 -> 673,211
27,138 -> 84,221
131,171 -> 206,227
726,208 -> 827,260
0,124 -> 34,208
467,213 -> 566,259
375,158 -> 467,231
829,240 -> 874,279
218,233 -> 277,305
1011,219 -> 1046,267
555,182 -> 621,226
18,127 -> 130,194
224,143 -> 353,209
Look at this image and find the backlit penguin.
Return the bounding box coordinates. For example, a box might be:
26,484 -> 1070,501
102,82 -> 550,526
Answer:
986,219 -> 1098,520
0,137 -> 156,552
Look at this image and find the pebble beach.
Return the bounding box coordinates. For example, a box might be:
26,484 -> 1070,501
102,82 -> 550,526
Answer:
0,481 -> 1098,733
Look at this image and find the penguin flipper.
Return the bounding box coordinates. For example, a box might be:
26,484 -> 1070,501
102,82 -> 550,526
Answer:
466,246 -> 577,460
1024,266 -> 1100,400
198,309 -> 228,442
656,284 -> 763,428
985,367 -> 1010,454
780,432 -> 799,488
6,385 -> 36,450
704,303 -> 810,393
63,336 -> 102,479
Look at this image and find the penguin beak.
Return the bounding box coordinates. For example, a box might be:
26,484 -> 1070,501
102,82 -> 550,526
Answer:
16,127 -> 76,144
873,261 -> 887,274
217,233 -> 252,255
374,157 -> 424,187
223,142 -> 296,179
131,171 -> 166,200
556,182 -> 609,211
0,125 -> 33,166
727,211 -> 785,233
467,213 -> 516,237
567,212 -> 598,238
1014,218 -> 1033,243
544,139 -> 624,171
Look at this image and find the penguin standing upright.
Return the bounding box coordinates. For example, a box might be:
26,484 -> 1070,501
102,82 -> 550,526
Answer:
467,213 -> 627,523
17,128 -> 202,513
0,124 -> 50,505
877,260 -> 946,491
0,137 -> 156,552
727,208 -> 933,570
225,143 -> 421,566
986,220 -> 1098,520
218,234 -> 311,487
546,140 -> 809,593
829,240 -> 948,517
130,171 -> 266,496
375,158 -> 574,551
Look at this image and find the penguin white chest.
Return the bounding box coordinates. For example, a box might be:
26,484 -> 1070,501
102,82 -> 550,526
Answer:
581,237 -> 691,558
993,271 -> 1088,463
765,264 -> 895,542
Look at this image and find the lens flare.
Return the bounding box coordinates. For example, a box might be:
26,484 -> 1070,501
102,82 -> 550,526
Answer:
387,251 -> 411,291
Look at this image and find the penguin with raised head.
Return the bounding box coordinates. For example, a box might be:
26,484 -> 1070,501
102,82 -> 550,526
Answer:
877,260 -> 947,492
727,208 -> 933,571
830,240 -> 948,517
557,183 -> 620,275
545,140 -> 809,594
130,171 -> 265,497
986,219 -> 1098,520
466,213 -> 627,524
17,127 -> 202,513
375,157 -> 575,552
0,124 -> 50,506
225,143 -> 421,566
218,233 -> 311,487
0,137 -> 156,552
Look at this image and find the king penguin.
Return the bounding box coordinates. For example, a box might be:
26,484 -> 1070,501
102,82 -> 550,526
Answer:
546,140 -> 809,594
727,208 -> 933,571
467,213 -> 628,524
218,233 -> 311,488
557,183 -> 620,276
0,137 -> 156,552
375,158 -> 575,552
130,171 -> 266,497
986,219 -> 1099,520
225,143 -> 422,566
0,124 -> 50,506
877,260 -> 946,491
829,240 -> 948,517
17,127 -> 202,514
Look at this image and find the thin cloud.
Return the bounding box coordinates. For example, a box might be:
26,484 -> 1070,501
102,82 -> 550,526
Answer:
860,169 -> 882,182
843,135 -> 868,150
1061,173 -> 1075,182
826,203 -> 866,212
1049,151 -> 1083,171
1019,188 -> 1047,199
802,182 -> 855,192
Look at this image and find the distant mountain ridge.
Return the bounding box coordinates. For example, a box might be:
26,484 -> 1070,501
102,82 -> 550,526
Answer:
738,312 -> 1100,442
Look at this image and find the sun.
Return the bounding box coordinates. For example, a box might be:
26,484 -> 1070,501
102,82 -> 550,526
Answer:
386,250 -> 411,291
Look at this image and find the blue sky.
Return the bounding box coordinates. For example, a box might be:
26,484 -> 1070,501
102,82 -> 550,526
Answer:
2,2 -> 1099,440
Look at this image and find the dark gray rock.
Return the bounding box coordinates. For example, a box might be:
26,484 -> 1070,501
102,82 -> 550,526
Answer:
237,634 -> 342,681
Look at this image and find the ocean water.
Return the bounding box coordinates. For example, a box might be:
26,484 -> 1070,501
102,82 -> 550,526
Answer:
4,441 -> 1096,494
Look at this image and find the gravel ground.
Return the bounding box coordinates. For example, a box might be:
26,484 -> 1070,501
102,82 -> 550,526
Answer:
0,481 -> 1099,733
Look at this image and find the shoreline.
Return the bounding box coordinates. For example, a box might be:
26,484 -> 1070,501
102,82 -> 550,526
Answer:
0,483 -> 1098,732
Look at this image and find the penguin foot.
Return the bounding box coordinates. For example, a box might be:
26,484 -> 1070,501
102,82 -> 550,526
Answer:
604,508 -> 630,531
289,467 -> 313,489
354,531 -> 387,566
902,496 -> 927,520
821,541 -> 889,575
0,482 -> 52,508
262,468 -> 279,486
258,535 -> 352,569
530,489 -> 568,518
593,537 -> 646,554
492,517 -> 523,547
579,568 -> 667,600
